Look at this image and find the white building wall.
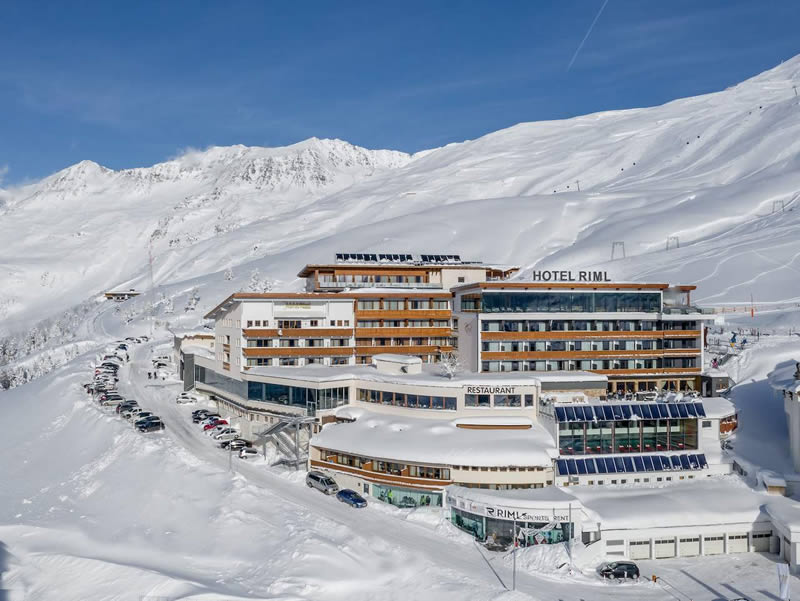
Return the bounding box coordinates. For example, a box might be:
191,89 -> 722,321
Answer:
440,268 -> 488,291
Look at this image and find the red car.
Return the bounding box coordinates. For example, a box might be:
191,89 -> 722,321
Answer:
203,419 -> 228,431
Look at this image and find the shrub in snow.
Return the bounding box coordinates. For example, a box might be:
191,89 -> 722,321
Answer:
224,267 -> 234,281
247,269 -> 273,293
439,351 -> 461,379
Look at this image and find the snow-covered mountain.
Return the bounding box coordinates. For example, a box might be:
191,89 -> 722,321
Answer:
3,57 -> 800,335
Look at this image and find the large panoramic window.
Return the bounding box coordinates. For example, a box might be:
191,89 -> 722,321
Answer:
480,292 -> 661,314
357,388 -> 456,411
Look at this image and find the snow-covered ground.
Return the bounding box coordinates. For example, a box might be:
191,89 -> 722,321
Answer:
0,300 -> 799,600
2,56 -> 800,600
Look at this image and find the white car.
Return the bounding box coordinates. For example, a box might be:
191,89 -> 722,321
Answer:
212,428 -> 239,441
128,410 -> 154,422
176,393 -> 200,404
239,448 -> 259,459
206,424 -> 231,437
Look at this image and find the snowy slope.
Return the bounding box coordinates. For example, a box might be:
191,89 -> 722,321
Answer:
2,57 -> 800,333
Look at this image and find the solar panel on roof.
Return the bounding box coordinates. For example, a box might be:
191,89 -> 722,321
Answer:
652,457 -> 664,471
612,405 -> 624,420
694,402 -> 706,417
677,404 -> 689,418
585,459 -> 597,474
643,456 -> 654,471
667,404 -> 679,418
576,459 -> 587,474
567,460 -> 577,475
679,455 -> 691,469
687,454 -> 699,469
685,403 -> 697,417
605,458 -> 617,473
555,407 -> 567,422
656,404 -> 669,418
623,457 -> 634,472
631,405 -> 643,418
556,459 -> 568,476
565,406 -> 577,422
633,456 -> 645,471
698,453 -> 708,467
614,457 -> 626,473
641,404 -> 653,419
621,405 -> 632,419
595,459 -> 608,473
575,406 -> 589,421
670,456 -> 682,469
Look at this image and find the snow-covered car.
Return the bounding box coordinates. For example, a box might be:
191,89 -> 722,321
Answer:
176,392 -> 200,404
192,410 -> 212,422
212,428 -> 239,441
101,397 -> 124,407
126,409 -> 153,422
238,448 -> 259,459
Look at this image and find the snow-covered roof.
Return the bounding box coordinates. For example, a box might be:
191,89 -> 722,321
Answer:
768,359 -> 800,394
568,478 -> 771,529
373,354 -> 422,365
448,485 -> 577,508
311,407 -> 557,467
699,396 -> 736,419
181,344 -> 214,360
246,362 -> 603,390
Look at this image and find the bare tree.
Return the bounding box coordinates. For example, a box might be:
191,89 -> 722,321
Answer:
439,350 -> 461,379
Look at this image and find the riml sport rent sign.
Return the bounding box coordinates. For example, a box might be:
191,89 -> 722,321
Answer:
531,270 -> 611,282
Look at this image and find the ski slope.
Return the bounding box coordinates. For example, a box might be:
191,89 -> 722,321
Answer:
2,57 -> 800,335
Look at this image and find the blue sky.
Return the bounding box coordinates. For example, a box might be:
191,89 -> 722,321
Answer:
1,0 -> 799,184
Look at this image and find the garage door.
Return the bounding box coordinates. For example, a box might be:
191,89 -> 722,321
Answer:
728,534 -> 748,553
629,540 -> 651,560
752,532 -> 772,552
679,537 -> 700,557
704,536 -> 724,555
655,539 -> 676,559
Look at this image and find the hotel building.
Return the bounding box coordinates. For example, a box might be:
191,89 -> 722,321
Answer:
453,281 -> 712,394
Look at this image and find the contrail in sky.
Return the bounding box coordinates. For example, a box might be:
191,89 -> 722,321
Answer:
567,0 -> 610,72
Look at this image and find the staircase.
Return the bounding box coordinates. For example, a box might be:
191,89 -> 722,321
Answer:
253,416 -> 316,469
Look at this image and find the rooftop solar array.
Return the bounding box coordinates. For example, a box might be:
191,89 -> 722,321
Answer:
556,453 -> 708,476
555,402 -> 706,423
334,253 -> 464,264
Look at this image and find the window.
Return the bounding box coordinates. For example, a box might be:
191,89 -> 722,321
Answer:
465,394 -> 491,407
254,320 -> 262,327
357,300 -> 380,310
358,321 -> 380,327
330,338 -> 350,347
279,358 -> 297,366
457,276 -> 465,283
310,320 -> 319,327
432,300 -> 449,310
306,339 -> 324,347
409,300 -> 430,310
524,394 -> 535,407
246,320 -> 253,327
702,420 -> 712,428
331,357 -> 350,365
384,300 -> 403,310
494,394 -> 521,407
278,320 -> 301,329
279,339 -> 298,347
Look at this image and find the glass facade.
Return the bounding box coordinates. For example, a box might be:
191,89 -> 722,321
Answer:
558,418 -> 698,454
451,508 -> 569,546
478,292 -> 661,313
373,484 -> 442,508
357,388 -> 457,411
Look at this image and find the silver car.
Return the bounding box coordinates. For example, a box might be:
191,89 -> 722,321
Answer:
306,471 -> 339,495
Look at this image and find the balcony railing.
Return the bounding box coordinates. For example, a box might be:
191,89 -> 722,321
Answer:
317,281 -> 442,289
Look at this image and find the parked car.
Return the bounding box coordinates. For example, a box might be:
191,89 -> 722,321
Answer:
194,412 -> 218,424
101,397 -> 124,407
212,428 -> 239,441
127,410 -> 153,422
598,561 -> 640,580
336,489 -> 367,508
201,417 -> 225,430
205,422 -> 230,435
306,471 -> 339,495
192,410 -> 211,421
239,448 -> 259,459
134,415 -> 161,428
138,419 -> 165,433
116,401 -> 138,414
220,438 -> 252,450
176,392 -> 200,404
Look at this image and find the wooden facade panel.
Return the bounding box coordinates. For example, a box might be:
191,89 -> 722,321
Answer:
481,330 -> 700,341
355,310 -> 451,320
243,328 -> 352,338
355,327 -> 452,338
310,459 -> 451,487
355,345 -> 452,355
243,347 -> 354,357
481,350 -> 667,360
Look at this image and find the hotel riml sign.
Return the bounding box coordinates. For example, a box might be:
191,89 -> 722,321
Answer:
531,270 -> 611,282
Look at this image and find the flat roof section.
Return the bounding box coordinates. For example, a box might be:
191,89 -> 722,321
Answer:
311,407 -> 557,467
453,282 -> 694,292
245,362 -> 606,389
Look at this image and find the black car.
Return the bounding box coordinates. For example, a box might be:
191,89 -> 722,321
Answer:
193,412 -> 219,424
138,419 -> 165,433
599,561 -> 640,580
220,438 -> 252,450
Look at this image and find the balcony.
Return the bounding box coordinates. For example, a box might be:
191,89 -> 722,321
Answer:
317,281 -> 442,289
